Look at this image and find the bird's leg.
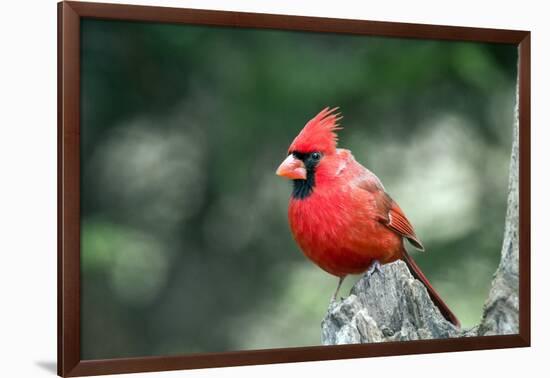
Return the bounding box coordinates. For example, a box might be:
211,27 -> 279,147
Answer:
331,276 -> 346,303
365,259 -> 383,280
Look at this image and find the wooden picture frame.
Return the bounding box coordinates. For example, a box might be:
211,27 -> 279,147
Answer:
58,1 -> 530,376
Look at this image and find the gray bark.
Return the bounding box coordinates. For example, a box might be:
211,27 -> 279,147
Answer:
321,92 -> 520,345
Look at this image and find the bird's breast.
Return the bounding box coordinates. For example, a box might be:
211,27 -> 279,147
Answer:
288,186 -> 402,276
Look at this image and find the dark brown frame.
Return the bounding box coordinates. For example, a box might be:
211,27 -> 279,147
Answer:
58,1 -> 531,376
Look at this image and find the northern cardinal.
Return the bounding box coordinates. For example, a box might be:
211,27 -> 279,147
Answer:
276,107 -> 460,327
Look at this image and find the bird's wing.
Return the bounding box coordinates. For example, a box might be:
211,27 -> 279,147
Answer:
384,196 -> 424,251
355,172 -> 425,251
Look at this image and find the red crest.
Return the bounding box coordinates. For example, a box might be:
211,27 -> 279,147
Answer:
288,107 -> 342,154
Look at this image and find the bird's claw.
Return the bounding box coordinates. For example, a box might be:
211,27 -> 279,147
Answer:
365,260 -> 383,280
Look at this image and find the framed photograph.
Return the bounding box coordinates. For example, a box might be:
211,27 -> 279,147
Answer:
58,1 -> 530,376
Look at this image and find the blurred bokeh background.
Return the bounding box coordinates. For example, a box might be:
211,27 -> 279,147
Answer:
80,19 -> 517,359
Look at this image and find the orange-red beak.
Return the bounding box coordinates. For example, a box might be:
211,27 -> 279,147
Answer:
276,154 -> 307,180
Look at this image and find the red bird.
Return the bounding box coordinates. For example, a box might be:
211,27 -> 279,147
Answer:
276,107 -> 460,327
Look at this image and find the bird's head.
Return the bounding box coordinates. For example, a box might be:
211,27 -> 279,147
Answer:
276,107 -> 342,198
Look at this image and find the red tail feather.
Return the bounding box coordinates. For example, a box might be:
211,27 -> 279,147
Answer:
402,250 -> 461,328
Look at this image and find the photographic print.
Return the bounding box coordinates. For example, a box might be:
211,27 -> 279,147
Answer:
58,2 -> 530,376
80,18 -> 516,355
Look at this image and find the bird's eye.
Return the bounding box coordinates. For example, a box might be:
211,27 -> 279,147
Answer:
311,152 -> 321,161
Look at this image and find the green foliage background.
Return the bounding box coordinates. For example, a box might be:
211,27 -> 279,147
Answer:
80,19 -> 517,359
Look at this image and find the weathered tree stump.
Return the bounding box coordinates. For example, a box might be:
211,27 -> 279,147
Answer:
322,94 -> 519,344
